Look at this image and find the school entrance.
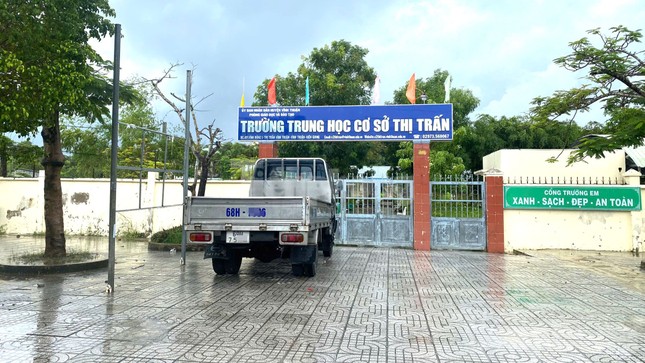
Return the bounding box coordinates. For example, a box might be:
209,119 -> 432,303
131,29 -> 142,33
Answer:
242,103 -> 457,251
335,179 -> 413,248
333,176 -> 487,250
430,175 -> 486,250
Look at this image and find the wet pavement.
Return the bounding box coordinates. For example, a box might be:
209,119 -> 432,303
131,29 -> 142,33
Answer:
0,236 -> 644,362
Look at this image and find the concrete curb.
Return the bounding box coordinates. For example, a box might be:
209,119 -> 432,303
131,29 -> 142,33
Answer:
0,258 -> 108,275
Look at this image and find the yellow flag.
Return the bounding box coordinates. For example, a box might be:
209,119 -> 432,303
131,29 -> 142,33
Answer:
240,93 -> 245,107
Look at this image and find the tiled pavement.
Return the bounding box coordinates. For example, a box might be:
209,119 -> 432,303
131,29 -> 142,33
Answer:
0,237 -> 644,362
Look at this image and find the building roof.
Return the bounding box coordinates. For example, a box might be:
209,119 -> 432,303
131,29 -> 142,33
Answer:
623,145 -> 645,167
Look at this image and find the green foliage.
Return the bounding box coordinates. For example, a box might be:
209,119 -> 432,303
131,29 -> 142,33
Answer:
391,69 -> 480,176
60,119 -> 110,177
531,26 -> 645,163
391,69 -> 480,130
119,229 -> 147,239
252,40 -> 379,176
456,114 -> 584,171
0,136 -> 42,177
0,0 -> 118,134
253,40 -> 376,107
395,142 -> 466,177
151,226 -> 182,244
394,112 -> 585,174
59,83 -> 185,179
12,141 -> 43,177
211,142 -> 257,179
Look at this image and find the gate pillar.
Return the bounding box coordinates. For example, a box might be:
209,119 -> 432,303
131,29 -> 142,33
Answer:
259,142 -> 278,158
484,169 -> 504,253
413,142 -> 431,250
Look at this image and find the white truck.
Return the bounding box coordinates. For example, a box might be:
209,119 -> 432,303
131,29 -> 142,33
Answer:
184,157 -> 337,277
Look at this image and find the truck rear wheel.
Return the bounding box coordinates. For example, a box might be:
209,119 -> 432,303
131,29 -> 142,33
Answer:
322,228 -> 334,257
304,262 -> 316,277
322,241 -> 333,258
291,264 -> 304,276
212,258 -> 226,275
225,251 -> 242,274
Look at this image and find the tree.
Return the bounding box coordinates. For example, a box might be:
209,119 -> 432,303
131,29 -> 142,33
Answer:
392,69 -> 479,130
61,83 -> 186,179
211,142 -> 257,180
0,1 -> 136,257
147,65 -> 222,196
455,114 -> 584,172
531,26 -> 645,163
252,40 -> 378,176
12,141 -> 43,177
395,141 -> 466,177
0,135 -> 12,177
61,120 -> 111,178
392,69 -> 480,176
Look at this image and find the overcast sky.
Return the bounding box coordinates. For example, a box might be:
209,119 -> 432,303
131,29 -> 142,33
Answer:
93,0 -> 645,142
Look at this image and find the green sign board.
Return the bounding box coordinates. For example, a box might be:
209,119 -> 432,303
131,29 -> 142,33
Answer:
504,186 -> 641,211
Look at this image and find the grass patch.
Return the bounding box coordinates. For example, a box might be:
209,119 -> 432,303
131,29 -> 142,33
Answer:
10,249 -> 99,265
120,230 -> 147,239
151,226 -> 182,244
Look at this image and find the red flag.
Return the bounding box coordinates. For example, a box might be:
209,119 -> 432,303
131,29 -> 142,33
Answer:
268,77 -> 276,105
405,73 -> 416,104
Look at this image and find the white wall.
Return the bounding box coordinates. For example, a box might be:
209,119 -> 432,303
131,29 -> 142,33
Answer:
0,173 -> 250,237
483,149 -> 626,182
484,149 -> 642,252
504,209 -> 633,251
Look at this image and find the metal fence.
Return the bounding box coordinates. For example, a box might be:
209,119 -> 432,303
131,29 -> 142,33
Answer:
430,174 -> 486,250
504,175 -> 626,185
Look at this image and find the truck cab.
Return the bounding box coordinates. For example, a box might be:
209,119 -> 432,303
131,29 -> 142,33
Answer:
250,158 -> 336,206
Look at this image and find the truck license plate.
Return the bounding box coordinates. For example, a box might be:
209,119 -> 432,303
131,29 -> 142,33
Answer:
226,231 -> 249,244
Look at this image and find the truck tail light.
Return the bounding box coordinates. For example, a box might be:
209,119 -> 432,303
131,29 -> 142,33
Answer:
189,232 -> 212,243
281,233 -> 304,243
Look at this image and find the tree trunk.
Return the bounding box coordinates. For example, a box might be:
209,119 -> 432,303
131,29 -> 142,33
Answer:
0,153 -> 6,177
197,156 -> 209,196
41,112 -> 66,258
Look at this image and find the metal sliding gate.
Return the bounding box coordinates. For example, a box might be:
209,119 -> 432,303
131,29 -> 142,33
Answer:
336,179 -> 413,248
430,175 -> 486,250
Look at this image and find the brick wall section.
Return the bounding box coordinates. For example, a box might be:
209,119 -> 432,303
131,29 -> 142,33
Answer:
485,175 -> 504,253
258,142 -> 278,158
413,143 -> 431,250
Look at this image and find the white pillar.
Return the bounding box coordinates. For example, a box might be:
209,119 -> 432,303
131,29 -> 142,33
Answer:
147,172 -> 158,236
623,169 -> 643,254
37,170 -> 46,234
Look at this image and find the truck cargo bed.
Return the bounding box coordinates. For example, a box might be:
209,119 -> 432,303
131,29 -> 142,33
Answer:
185,196 -> 333,232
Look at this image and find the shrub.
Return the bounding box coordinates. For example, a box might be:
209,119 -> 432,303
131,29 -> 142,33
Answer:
151,226 -> 182,244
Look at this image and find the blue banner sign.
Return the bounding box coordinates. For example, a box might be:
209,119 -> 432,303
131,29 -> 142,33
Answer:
238,104 -> 453,141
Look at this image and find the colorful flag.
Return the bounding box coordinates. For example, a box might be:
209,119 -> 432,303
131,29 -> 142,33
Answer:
305,76 -> 310,106
444,74 -> 451,103
268,77 -> 276,105
240,77 -> 245,107
371,75 -> 381,105
405,73 -> 416,104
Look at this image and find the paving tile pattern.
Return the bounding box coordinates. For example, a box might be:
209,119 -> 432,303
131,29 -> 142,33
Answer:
1,239 -> 644,362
